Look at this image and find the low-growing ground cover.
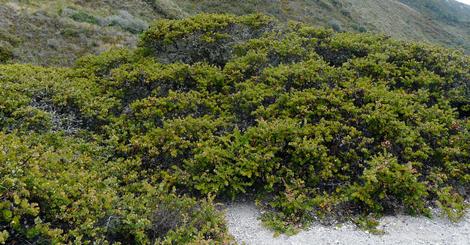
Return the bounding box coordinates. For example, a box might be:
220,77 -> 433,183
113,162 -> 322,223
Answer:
0,14 -> 469,243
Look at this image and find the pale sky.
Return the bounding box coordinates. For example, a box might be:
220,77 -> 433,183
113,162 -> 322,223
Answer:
455,0 -> 470,5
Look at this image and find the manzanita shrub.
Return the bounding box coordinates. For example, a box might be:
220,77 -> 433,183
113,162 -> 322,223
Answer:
0,13 -> 469,243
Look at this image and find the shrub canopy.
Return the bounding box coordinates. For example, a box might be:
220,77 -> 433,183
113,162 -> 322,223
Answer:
1,13 -> 469,243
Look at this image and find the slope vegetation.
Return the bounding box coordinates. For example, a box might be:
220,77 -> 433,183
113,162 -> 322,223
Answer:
0,0 -> 469,66
1,14 -> 469,243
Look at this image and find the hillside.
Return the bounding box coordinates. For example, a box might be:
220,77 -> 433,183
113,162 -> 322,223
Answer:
0,0 -> 470,66
1,13 -> 469,244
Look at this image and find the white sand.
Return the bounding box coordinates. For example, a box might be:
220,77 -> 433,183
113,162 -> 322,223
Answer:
225,202 -> 470,245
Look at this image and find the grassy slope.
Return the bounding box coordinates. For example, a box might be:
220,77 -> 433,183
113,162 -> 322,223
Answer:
0,0 -> 469,66
175,0 -> 470,51
0,0 -> 158,66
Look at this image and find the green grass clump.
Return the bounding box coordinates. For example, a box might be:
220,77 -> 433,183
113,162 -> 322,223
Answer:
0,14 -> 469,243
70,10 -> 100,25
0,41 -> 13,63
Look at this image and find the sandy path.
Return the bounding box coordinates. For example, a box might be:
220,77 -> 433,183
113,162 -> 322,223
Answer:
225,202 -> 470,245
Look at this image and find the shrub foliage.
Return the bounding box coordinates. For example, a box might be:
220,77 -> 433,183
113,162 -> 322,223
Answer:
0,14 -> 469,243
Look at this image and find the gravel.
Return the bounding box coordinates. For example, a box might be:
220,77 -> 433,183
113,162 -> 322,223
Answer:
225,202 -> 470,245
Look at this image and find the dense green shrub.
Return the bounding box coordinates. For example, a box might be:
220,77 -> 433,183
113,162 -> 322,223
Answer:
0,132 -> 231,244
140,13 -> 274,65
1,13 -> 469,243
